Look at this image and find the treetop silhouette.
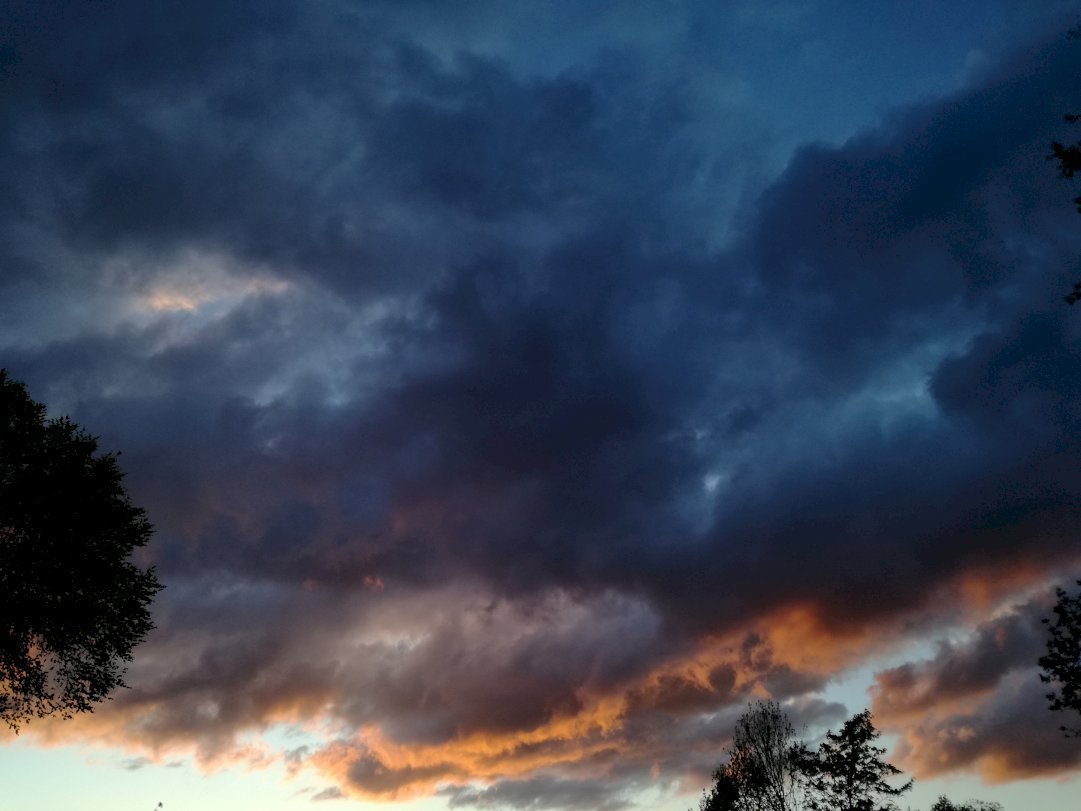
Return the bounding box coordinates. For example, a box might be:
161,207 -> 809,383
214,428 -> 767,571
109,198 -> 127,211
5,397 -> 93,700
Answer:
0,369 -> 162,729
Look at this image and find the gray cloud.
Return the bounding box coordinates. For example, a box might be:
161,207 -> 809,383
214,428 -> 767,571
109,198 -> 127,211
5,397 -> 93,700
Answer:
891,670 -> 1081,781
6,2 -> 1081,808
441,775 -> 633,811
872,599 -> 1050,722
311,786 -> 344,801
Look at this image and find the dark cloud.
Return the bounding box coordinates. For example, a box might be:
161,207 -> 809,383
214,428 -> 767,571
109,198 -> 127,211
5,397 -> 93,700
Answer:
440,775 -> 632,811
11,11 -> 1081,631
345,749 -> 458,796
870,596 -> 1081,782
632,37 -> 1081,637
5,1 -> 1081,808
624,665 -> 741,715
872,599 -> 1050,722
932,314 -> 1081,435
892,671 -> 1081,781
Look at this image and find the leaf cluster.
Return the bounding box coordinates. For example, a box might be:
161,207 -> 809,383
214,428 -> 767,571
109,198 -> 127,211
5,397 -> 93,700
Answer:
928,797 -> 1003,811
803,710 -> 912,811
1049,125 -> 1081,246
1038,580 -> 1081,737
0,370 -> 162,729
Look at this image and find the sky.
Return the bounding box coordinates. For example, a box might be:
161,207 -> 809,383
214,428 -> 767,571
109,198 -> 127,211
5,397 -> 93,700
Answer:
3,1 -> 1081,810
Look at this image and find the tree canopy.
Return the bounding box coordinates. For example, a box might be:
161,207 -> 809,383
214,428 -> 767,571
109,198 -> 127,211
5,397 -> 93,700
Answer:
1050,27 -> 1081,304
1036,28 -> 1081,732
929,798 -> 1003,811
803,710 -> 911,811
0,370 -> 162,729
698,706 -> 913,811
699,700 -> 808,811
1039,580 -> 1081,737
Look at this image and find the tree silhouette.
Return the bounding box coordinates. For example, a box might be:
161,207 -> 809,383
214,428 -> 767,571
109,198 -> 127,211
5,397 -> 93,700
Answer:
1039,580 -> 1081,736
1049,116 -> 1081,207
1051,28 -> 1081,303
1050,120 -> 1081,304
803,710 -> 911,811
0,370 -> 162,729
699,761 -> 745,811
928,797 -> 1003,811
699,701 -> 810,811
1037,28 -> 1081,738
698,706 -> 923,811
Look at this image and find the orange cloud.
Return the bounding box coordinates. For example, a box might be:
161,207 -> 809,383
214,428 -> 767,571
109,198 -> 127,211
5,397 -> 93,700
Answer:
888,671 -> 1081,783
10,564 -> 1080,802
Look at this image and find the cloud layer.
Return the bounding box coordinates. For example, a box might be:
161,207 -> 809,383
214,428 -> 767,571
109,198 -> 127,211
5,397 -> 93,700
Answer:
4,1 -> 1081,807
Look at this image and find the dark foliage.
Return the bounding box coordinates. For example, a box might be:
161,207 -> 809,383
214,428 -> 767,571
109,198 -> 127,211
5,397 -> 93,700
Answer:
928,797 -> 1003,811
0,370 -> 162,729
1051,118 -> 1081,303
1049,117 -> 1081,181
803,710 -> 911,811
699,766 -> 744,811
1039,580 -> 1081,736
698,701 -> 808,811
1052,27 -> 1081,302
698,707 -> 918,811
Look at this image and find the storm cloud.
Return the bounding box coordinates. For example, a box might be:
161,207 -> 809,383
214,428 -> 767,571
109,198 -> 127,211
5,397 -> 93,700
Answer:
4,2 -> 1081,808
